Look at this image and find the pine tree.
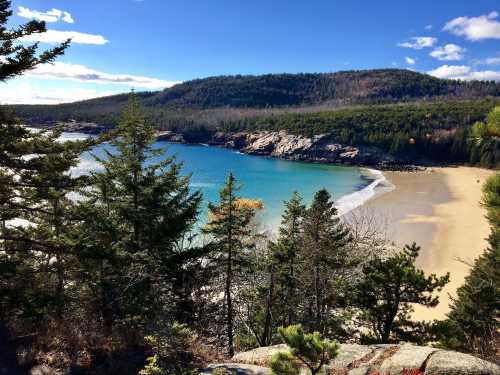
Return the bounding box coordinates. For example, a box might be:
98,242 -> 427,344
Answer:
236,194 -> 305,349
22,131 -> 92,319
354,243 -> 449,343
204,173 -> 257,357
301,189 -> 352,334
441,173 -> 499,359
75,94 -> 203,336
0,0 -> 69,81
270,325 -> 338,375
470,107 -> 500,168
0,0 -> 71,326
272,192 -> 306,327
0,125 -> 91,322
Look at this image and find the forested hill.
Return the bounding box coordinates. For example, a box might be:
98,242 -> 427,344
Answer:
10,69 -> 500,126
133,69 -> 500,108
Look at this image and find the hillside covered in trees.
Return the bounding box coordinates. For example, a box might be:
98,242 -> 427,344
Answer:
10,69 -> 500,127
8,70 -> 500,168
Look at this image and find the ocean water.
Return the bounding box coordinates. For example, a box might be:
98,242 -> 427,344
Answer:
68,133 -> 385,230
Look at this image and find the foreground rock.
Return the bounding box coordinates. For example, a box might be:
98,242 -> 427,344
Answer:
231,344 -> 288,367
378,344 -> 438,375
201,363 -> 270,375
30,365 -> 59,375
206,344 -> 500,375
425,350 -> 500,375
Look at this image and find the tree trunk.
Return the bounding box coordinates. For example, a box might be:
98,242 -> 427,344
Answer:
315,265 -> 321,331
286,255 -> 295,326
100,266 -> 114,337
55,255 -> 64,319
226,248 -> 234,357
226,184 -> 235,358
382,308 -> 398,343
54,198 -> 64,320
262,264 -> 275,346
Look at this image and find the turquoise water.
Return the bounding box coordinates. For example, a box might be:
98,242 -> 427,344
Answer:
72,136 -> 375,230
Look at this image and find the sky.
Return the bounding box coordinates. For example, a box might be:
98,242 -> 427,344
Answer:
1,0 -> 500,104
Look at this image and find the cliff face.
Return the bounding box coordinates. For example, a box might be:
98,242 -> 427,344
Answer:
159,130 -> 400,167
29,122 -> 414,168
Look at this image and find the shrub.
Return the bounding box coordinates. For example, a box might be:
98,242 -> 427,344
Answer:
139,322 -> 204,375
212,368 -> 234,375
270,325 -> 338,375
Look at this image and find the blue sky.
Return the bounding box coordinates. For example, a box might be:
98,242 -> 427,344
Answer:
2,0 -> 500,104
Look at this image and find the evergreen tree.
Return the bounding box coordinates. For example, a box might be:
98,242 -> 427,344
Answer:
238,193 -> 305,348
440,173 -> 499,359
0,0 -> 72,325
22,131 -> 92,319
271,192 -> 306,327
238,243 -> 276,349
0,0 -> 69,81
301,189 -> 352,334
470,106 -> 500,168
75,94 -> 203,337
204,173 -> 257,357
354,243 -> 449,343
472,106 -> 500,143
0,126 -> 91,324
270,325 -> 338,375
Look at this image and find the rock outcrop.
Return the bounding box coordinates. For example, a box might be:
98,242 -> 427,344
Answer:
211,344 -> 500,375
208,131 -> 399,167
28,120 -> 111,135
29,121 -> 423,169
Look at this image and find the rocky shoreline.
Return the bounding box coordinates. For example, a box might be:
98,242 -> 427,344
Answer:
26,121 -> 426,171
157,130 -> 426,171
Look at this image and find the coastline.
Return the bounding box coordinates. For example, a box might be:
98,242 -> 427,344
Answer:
26,124 -> 425,172
27,126 -> 496,321
335,168 -> 395,216
360,167 -> 494,320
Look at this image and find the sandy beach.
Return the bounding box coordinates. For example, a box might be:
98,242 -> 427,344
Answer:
361,167 -> 494,321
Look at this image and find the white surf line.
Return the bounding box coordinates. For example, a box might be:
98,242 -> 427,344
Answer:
335,168 -> 395,216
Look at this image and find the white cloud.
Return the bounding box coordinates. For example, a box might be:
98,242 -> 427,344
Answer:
62,12 -> 74,24
21,30 -> 108,45
443,11 -> 500,41
466,70 -> 500,81
17,6 -> 74,24
429,44 -> 465,61
27,62 -> 180,90
425,24 -> 433,30
405,57 -> 416,65
427,65 -> 471,79
481,57 -> 500,65
398,36 -> 437,49
0,83 -> 117,104
427,65 -> 500,81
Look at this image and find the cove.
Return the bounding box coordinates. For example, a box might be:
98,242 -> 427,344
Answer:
70,133 -> 385,230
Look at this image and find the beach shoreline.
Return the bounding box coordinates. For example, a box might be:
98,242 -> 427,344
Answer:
359,166 -> 494,320
335,168 -> 395,216
37,128 -> 497,321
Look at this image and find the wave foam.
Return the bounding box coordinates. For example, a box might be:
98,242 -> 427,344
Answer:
335,168 -> 394,216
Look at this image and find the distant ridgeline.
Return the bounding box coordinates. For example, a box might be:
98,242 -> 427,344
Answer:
9,69 -> 500,168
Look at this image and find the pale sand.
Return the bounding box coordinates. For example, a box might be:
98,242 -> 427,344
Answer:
362,167 -> 494,321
